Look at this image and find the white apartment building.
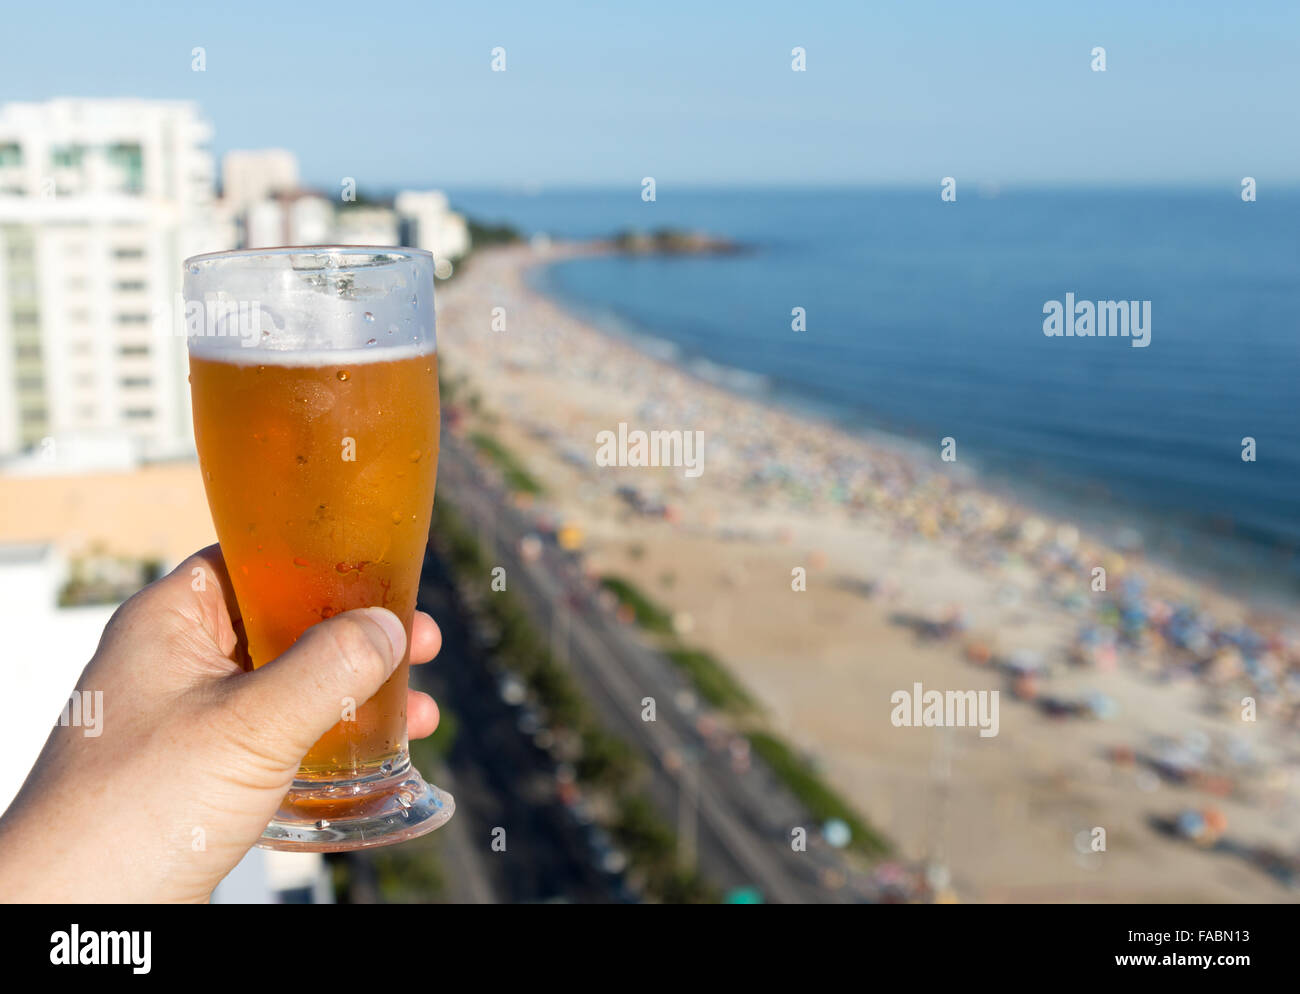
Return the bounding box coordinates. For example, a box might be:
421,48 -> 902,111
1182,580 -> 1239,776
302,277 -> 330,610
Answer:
0,99 -> 229,463
395,190 -> 470,261
221,148 -> 299,210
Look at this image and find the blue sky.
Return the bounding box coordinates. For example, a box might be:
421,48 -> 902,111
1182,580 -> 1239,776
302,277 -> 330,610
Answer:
2,0 -> 1297,189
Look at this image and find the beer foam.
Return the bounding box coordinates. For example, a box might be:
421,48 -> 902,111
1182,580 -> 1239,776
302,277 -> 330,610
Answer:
188,340 -> 436,366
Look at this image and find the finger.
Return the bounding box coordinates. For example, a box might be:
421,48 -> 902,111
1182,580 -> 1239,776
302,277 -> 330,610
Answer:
222,607 -> 406,767
129,545 -> 243,659
410,611 -> 442,665
407,690 -> 440,739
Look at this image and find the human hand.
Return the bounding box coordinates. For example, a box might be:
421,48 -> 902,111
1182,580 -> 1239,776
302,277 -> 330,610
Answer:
0,545 -> 442,903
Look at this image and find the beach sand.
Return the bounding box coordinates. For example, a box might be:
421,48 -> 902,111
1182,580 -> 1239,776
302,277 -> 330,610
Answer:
436,242 -> 1300,902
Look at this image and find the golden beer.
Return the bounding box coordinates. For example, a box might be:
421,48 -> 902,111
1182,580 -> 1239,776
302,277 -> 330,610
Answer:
184,245 -> 453,850
190,350 -> 438,778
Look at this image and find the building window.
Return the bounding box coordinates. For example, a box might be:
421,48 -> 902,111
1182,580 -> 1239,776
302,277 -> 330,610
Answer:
120,376 -> 152,388
114,280 -> 147,293
122,407 -> 154,420
113,247 -> 146,260
20,408 -> 47,424
50,144 -> 86,169
15,344 -> 42,360
118,344 -> 150,357
16,376 -> 43,391
116,313 -> 150,324
106,143 -> 145,195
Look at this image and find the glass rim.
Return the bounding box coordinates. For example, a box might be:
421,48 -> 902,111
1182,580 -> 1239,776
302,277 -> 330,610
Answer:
183,244 -> 434,268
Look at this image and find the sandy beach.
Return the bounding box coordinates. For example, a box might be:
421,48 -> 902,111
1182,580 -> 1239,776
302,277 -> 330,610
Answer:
436,242 -> 1300,902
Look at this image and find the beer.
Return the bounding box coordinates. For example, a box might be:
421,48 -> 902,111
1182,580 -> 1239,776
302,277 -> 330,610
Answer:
184,245 -> 453,850
190,348 -> 438,778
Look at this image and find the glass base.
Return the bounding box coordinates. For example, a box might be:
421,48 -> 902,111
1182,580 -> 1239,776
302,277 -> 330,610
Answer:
257,756 -> 454,853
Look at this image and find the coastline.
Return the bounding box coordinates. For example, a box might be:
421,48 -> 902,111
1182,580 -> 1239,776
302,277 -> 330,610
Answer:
438,241 -> 1300,902
528,249 -> 1299,608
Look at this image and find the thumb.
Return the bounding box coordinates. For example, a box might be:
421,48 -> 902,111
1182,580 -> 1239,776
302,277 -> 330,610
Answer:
224,607 -> 408,769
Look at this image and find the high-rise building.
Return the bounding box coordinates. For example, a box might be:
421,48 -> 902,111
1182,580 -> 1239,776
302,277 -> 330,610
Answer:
220,148 -> 298,210
0,99 -> 228,463
395,190 -> 470,261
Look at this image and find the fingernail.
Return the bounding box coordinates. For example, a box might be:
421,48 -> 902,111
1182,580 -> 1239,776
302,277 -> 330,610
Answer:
360,607 -> 406,669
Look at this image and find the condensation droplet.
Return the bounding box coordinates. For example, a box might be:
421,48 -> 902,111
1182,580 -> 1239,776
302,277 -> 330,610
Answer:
336,369 -> 350,381
364,311 -> 375,323
409,449 -> 422,462
388,323 -> 398,336
366,338 -> 377,346
391,511 -> 403,525
293,556 -> 309,567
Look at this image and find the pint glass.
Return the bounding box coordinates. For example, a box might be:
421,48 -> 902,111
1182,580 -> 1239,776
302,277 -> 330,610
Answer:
184,246 -> 453,851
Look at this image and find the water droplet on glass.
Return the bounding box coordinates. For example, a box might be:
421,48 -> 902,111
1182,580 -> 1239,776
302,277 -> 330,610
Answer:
366,338 -> 377,346
293,556 -> 309,567
188,264 -> 199,274
409,449 -> 422,462
364,311 -> 374,323
256,365 -> 265,374
381,760 -> 395,776
336,369 -> 350,381
335,562 -> 352,574
391,511 -> 403,524
410,293 -> 418,308
316,819 -> 330,830
388,323 -> 398,336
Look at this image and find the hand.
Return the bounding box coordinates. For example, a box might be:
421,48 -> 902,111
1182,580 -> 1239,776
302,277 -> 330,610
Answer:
0,545 -> 443,903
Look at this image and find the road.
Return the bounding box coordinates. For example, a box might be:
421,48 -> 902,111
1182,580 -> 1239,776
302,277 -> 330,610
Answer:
412,531 -> 621,903
438,435 -> 875,903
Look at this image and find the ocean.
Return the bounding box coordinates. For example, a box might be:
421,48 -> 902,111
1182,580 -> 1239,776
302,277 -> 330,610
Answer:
444,188 -> 1300,596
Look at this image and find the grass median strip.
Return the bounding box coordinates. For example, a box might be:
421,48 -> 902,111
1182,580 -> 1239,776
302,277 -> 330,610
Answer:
432,497 -> 717,903
602,574 -> 890,858
469,431 -> 544,496
747,732 -> 889,857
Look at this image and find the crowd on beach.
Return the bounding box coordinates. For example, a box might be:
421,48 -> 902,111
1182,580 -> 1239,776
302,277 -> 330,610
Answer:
440,243 -> 1300,892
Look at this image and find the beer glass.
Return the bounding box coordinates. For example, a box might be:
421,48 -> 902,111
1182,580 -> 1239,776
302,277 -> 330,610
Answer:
183,246 -> 453,851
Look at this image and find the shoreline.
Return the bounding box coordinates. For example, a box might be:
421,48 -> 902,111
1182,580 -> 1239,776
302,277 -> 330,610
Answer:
438,241 -> 1300,902
525,244 -> 1298,610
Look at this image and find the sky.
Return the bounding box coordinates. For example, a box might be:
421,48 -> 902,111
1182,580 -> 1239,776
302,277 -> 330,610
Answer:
1,0 -> 1298,190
